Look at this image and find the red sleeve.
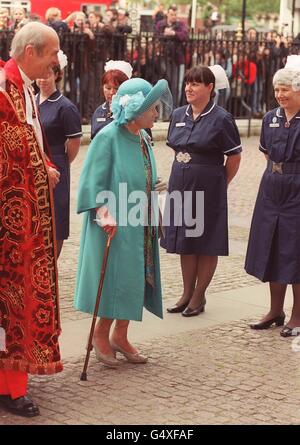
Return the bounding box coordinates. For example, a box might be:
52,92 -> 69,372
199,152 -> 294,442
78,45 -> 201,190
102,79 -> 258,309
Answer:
232,63 -> 237,78
245,62 -> 257,85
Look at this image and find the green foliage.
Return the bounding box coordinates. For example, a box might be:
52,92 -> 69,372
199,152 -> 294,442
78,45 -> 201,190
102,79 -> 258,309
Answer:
221,0 -> 280,16
169,0 -> 280,17
131,0 -> 280,22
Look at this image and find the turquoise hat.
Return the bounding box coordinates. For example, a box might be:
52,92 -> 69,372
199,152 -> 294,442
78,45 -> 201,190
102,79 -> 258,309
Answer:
112,77 -> 172,125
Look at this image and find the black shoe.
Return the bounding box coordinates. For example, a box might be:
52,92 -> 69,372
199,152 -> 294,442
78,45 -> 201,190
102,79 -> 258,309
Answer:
0,395 -> 40,418
280,326 -> 300,337
249,314 -> 285,330
182,299 -> 206,317
167,302 -> 189,313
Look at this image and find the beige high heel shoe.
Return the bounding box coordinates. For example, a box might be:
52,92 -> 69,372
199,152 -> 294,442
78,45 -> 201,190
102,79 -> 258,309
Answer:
91,340 -> 120,368
110,340 -> 148,364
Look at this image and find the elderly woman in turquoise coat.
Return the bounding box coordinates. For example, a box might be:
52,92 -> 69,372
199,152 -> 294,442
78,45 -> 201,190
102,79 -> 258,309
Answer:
74,78 -> 172,367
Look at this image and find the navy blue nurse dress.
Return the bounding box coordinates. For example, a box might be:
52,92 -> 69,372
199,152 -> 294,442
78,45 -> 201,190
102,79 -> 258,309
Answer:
91,101 -> 113,140
161,101 -> 242,255
37,90 -> 82,240
245,107 -> 300,284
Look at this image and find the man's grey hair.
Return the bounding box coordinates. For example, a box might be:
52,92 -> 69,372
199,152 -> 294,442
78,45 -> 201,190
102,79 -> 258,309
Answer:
10,22 -> 56,59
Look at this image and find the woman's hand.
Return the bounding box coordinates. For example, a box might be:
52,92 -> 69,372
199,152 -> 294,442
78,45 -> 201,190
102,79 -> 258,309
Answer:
154,177 -> 168,193
83,27 -> 95,39
95,206 -> 117,239
48,167 -> 60,189
225,153 -> 241,186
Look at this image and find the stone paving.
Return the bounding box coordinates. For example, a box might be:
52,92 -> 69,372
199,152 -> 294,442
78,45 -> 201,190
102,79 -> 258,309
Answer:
2,135 -> 300,425
1,321 -> 300,425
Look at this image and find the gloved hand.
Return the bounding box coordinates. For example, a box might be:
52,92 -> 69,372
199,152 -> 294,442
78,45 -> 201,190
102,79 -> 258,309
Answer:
154,177 -> 168,193
95,206 -> 117,239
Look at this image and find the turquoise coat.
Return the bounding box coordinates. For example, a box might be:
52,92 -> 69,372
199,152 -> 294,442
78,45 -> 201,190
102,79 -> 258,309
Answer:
74,123 -> 163,321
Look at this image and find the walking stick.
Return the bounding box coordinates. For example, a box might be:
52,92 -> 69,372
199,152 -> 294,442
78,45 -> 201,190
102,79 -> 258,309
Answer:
80,234 -> 112,381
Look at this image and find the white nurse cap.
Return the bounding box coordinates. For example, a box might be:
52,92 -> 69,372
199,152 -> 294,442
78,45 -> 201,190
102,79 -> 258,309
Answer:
104,60 -> 133,79
208,64 -> 229,90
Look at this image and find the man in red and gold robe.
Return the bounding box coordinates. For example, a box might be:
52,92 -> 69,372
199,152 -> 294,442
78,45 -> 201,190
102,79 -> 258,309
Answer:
0,22 -> 62,417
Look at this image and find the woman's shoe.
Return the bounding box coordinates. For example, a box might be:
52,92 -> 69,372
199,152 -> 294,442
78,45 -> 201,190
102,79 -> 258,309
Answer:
249,314 -> 285,330
110,341 -> 148,364
167,302 -> 189,313
182,298 -> 206,317
280,326 -> 300,337
91,340 -> 120,368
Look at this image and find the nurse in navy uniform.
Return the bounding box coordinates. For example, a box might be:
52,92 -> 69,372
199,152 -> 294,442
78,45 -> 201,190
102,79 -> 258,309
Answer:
245,56 -> 300,337
91,60 -> 133,140
161,65 -> 242,316
36,51 -> 82,258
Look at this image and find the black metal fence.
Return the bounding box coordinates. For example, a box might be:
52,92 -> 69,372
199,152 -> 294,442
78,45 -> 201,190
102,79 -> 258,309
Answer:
1,29 -> 300,122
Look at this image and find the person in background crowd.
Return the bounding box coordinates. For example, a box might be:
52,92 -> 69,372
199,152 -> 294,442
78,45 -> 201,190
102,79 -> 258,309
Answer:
91,59 -> 133,139
0,7 -> 9,30
116,9 -> 132,34
45,7 -> 69,33
71,11 -> 95,123
114,9 -> 132,59
152,3 -> 165,25
0,22 -> 62,418
9,7 -> 26,30
103,8 -> 118,29
246,27 -> 257,42
155,7 -> 188,109
251,45 -> 265,118
232,54 -> 257,110
88,11 -> 104,31
36,50 -> 82,258
210,5 -> 220,27
245,56 -> 300,337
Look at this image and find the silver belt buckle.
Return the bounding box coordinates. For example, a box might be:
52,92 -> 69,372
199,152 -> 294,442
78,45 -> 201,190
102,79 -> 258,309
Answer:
176,152 -> 191,163
272,162 -> 283,174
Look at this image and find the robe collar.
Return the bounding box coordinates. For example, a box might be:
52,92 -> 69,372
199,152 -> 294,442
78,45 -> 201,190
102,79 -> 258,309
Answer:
4,58 -> 25,92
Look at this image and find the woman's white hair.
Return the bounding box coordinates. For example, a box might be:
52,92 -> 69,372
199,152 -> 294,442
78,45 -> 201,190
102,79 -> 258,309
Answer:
10,22 -> 56,60
273,68 -> 300,92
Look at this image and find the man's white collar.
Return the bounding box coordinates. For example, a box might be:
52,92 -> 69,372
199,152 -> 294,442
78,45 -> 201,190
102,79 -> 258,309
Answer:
19,67 -> 33,87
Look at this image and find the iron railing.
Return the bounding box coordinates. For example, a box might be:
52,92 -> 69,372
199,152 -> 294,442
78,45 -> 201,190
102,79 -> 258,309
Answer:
1,30 -> 299,122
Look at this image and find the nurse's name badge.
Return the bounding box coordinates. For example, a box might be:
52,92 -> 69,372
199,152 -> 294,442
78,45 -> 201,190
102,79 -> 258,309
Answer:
97,117 -> 106,122
175,122 -> 186,127
269,117 -> 279,128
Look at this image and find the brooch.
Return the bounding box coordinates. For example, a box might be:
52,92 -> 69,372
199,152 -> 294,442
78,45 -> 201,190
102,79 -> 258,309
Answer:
176,152 -> 192,163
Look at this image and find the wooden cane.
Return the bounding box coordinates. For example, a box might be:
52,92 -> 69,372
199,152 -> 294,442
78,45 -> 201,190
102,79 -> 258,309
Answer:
80,234 -> 112,381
